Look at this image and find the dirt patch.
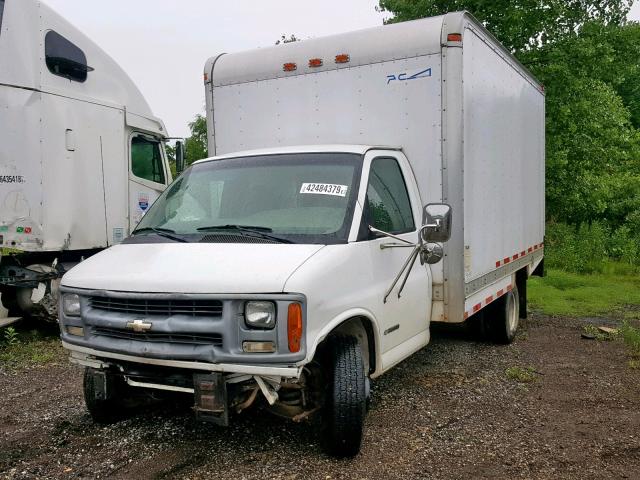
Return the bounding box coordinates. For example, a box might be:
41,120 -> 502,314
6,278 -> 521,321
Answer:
1,313 -> 639,479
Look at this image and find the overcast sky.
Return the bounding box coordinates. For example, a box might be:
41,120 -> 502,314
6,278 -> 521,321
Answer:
45,0 -> 639,138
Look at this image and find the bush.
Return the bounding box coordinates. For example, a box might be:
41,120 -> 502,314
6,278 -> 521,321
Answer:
545,221 -> 640,274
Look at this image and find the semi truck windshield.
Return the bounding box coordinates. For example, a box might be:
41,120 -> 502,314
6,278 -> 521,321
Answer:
135,153 -> 363,244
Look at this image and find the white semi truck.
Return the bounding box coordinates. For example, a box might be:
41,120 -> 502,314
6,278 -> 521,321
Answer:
0,0 -> 176,322
59,12 -> 545,457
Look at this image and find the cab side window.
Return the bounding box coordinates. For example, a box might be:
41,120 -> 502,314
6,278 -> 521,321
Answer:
131,136 -> 166,184
45,31 -> 91,82
366,157 -> 415,234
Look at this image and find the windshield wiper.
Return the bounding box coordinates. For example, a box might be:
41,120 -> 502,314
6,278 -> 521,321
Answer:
132,227 -> 189,243
196,225 -> 293,244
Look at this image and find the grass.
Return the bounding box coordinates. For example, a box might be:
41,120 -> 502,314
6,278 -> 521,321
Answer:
619,321 -> 640,356
528,267 -> 640,317
0,328 -> 65,370
505,366 -> 538,383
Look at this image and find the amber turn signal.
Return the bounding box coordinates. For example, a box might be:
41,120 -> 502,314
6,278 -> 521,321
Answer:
287,303 -> 303,353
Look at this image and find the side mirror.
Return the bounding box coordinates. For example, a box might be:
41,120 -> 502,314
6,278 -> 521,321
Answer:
175,141 -> 186,174
421,203 -> 452,242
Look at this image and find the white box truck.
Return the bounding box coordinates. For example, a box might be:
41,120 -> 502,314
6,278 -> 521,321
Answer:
0,0 -> 176,322
59,12 -> 544,457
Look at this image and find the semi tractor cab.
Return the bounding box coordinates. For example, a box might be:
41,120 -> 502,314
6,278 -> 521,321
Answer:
59,12 -> 545,457
0,0 -> 175,320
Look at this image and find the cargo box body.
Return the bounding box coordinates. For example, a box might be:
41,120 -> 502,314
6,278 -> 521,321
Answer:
204,12 -> 545,323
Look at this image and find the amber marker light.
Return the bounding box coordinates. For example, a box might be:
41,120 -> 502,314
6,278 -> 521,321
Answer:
335,54 -> 350,64
287,303 -> 303,353
308,58 -> 323,68
283,62 -> 297,72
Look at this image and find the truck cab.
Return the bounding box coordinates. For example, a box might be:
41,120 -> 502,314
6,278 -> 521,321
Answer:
60,144 -> 449,456
0,0 -> 173,319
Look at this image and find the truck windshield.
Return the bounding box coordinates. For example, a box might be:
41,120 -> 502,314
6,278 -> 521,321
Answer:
135,153 -> 363,244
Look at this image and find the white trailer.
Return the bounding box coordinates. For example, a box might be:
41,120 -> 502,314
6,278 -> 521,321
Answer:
59,12 -> 544,456
0,0 -> 175,318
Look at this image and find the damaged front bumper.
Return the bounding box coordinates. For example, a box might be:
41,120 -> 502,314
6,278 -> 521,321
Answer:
65,341 -> 303,378
60,288 -> 314,425
72,344 -> 312,426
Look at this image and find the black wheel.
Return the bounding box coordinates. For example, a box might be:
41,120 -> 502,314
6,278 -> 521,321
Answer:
0,287 -> 21,316
322,335 -> 367,457
83,368 -> 129,424
487,285 -> 520,344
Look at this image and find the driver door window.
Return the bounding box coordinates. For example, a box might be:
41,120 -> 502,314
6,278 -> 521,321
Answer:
131,135 -> 166,185
366,157 -> 415,234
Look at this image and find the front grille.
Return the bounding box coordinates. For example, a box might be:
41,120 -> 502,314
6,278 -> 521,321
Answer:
92,327 -> 223,347
88,297 -> 223,317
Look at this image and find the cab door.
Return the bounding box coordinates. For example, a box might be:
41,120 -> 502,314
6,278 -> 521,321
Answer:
128,133 -> 169,231
360,151 -> 432,368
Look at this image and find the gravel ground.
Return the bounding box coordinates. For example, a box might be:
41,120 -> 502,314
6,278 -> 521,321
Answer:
1,313 -> 639,480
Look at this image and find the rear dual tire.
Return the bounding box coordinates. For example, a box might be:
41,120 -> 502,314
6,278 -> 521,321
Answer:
486,285 -> 520,344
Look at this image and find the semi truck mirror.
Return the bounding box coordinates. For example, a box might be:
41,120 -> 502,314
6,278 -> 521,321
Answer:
421,203 -> 452,242
176,141 -> 186,174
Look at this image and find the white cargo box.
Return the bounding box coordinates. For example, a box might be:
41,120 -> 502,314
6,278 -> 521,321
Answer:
204,11 -> 544,323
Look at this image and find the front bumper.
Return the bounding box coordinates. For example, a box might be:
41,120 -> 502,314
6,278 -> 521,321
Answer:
65,341 -> 302,378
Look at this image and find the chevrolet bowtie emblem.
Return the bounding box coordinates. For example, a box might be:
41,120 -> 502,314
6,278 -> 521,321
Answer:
126,319 -> 152,332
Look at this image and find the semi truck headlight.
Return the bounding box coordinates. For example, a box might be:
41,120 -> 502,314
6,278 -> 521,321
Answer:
62,294 -> 81,316
245,301 -> 276,329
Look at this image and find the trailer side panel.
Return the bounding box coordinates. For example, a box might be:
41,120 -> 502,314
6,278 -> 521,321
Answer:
461,25 -> 545,292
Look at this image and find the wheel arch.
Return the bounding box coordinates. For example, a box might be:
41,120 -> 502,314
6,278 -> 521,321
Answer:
308,309 -> 380,376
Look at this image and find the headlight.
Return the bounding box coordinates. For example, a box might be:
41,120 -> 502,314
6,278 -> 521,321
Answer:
245,301 -> 276,329
62,293 -> 81,316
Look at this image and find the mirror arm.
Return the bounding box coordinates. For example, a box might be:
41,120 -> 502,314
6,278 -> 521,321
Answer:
368,226 -> 413,245
380,242 -> 416,250
384,244 -> 421,303
396,247 -> 421,299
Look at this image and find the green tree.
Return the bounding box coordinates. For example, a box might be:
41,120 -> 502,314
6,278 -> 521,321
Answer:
543,78 -> 640,227
518,22 -> 640,228
378,0 -> 634,53
164,142 -> 177,178
521,21 -> 640,128
185,114 -> 208,165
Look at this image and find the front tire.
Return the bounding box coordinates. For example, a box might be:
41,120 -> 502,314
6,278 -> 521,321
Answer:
488,285 -> 520,344
322,335 -> 367,457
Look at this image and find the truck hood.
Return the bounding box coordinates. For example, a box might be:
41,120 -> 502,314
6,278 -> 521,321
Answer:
61,243 -> 324,294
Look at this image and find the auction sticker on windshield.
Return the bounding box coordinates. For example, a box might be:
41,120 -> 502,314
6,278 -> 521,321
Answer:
300,183 -> 348,197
